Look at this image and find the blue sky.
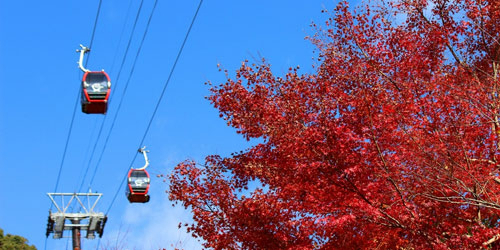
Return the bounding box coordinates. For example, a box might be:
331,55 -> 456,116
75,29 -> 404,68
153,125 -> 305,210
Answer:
0,0 -> 339,249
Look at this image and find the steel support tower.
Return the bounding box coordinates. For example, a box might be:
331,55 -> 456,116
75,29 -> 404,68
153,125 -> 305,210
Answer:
46,193 -> 107,250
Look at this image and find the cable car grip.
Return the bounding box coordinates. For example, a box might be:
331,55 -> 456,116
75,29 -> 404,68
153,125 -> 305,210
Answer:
136,146 -> 150,170
76,44 -> 91,73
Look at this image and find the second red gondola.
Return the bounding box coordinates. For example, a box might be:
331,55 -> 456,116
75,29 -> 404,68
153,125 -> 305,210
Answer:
126,168 -> 151,203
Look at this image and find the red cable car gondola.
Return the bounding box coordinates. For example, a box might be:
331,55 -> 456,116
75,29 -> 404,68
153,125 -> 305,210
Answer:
81,71 -> 111,114
126,147 -> 151,203
126,168 -> 151,203
77,45 -> 111,114
82,71 -> 111,114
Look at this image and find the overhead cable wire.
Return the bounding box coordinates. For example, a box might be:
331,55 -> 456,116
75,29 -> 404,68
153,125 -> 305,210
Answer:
73,0 -> 107,193
109,0 -> 146,101
45,5 -> 105,250
45,78 -> 80,250
51,0 -> 104,195
110,0 -> 134,74
74,117 -> 101,192
76,114 -> 107,192
52,89 -> 79,194
88,0 -> 159,190
137,0 -> 204,147
47,1 -> 105,247
105,0 -> 204,215
77,0 -> 146,193
85,0 -> 104,67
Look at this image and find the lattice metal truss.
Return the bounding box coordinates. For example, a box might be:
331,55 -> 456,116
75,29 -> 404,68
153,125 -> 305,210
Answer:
46,193 -> 107,239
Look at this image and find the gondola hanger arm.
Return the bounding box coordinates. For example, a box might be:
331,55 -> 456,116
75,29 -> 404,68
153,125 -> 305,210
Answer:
135,146 -> 150,170
76,44 -> 90,73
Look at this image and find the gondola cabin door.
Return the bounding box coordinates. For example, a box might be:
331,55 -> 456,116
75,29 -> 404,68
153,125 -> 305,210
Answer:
126,169 -> 151,203
81,71 -> 111,114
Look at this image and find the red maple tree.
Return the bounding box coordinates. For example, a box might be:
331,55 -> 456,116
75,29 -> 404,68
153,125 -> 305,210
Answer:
169,0 -> 500,248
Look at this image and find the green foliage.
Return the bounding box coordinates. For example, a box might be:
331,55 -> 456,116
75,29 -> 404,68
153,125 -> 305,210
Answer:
0,228 -> 37,250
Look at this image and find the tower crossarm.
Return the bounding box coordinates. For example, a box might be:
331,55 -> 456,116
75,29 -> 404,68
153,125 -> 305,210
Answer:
46,193 -> 106,240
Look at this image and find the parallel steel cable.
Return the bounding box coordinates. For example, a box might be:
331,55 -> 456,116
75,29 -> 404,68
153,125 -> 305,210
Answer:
109,0 -> 134,74
88,0 -> 159,189
76,0 -> 146,193
46,1 -> 105,248
73,117 -> 100,192
109,0 -> 145,101
45,73 -> 81,250
51,0 -> 104,196
96,0 -> 202,248
52,88 -> 79,194
75,116 -> 105,193
105,0 -> 204,215
72,0 -> 107,193
85,0 -> 103,67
